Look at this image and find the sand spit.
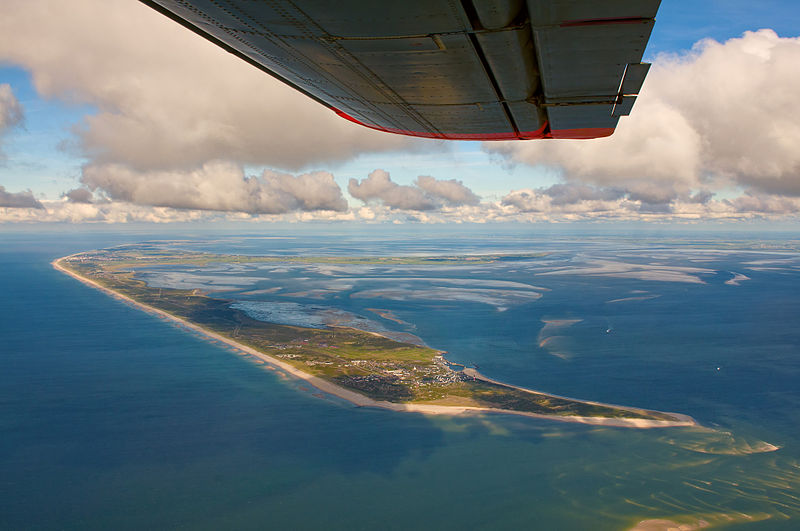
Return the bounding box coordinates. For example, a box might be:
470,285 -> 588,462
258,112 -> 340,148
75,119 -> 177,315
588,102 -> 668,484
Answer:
461,368 -> 695,428
630,518 -> 710,530
630,511 -> 773,530
53,255 -> 695,429
366,308 -> 413,327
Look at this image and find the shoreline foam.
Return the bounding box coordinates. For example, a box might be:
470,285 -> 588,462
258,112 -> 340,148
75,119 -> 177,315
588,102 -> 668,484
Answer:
53,255 -> 696,429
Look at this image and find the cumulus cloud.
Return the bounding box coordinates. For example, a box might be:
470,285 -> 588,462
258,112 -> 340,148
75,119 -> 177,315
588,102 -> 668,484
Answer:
540,183 -> 624,206
0,186 -> 43,209
688,190 -> 714,204
63,188 -> 94,204
81,161 -> 348,213
486,30 -> 800,199
727,193 -> 800,214
348,169 -> 480,210
0,0 -> 422,173
502,185 -> 637,215
415,175 -> 480,206
349,170 -> 434,210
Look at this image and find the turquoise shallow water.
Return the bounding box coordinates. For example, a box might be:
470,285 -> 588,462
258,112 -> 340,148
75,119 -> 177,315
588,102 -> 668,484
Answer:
2,229 -> 799,530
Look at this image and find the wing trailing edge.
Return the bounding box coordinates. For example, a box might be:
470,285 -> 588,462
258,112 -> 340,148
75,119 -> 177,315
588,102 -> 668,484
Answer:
141,0 -> 660,140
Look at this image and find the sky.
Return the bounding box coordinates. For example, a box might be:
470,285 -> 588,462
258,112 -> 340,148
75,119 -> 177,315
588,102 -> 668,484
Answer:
1,0 -> 800,225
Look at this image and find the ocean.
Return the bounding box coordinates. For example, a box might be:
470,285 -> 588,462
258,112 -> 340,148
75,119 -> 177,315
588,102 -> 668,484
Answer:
1,227 -> 799,530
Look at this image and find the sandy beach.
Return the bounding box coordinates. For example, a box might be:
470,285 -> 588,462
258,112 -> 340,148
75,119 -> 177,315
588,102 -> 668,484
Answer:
53,255 -> 696,429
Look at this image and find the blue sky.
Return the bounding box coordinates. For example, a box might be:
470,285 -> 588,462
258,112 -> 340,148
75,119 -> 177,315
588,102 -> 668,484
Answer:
1,1 -> 800,224
0,66 -> 92,196
646,0 -> 800,55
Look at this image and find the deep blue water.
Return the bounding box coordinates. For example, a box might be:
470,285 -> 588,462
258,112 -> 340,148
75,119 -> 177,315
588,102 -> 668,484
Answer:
2,229 -> 799,530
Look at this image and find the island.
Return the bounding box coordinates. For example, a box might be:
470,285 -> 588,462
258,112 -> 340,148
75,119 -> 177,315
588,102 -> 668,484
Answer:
53,245 -> 695,428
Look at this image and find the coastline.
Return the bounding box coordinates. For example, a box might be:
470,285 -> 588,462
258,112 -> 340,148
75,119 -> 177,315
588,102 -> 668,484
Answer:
52,255 -> 696,429
461,368 -> 697,426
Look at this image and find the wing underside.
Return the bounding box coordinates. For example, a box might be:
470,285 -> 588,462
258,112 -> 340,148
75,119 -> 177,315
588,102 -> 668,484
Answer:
142,0 -> 660,140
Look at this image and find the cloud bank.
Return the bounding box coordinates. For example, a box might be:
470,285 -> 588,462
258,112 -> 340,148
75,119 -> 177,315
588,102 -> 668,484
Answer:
486,30 -> 800,201
497,183 -> 800,221
82,162 -> 348,214
6,188 -> 800,224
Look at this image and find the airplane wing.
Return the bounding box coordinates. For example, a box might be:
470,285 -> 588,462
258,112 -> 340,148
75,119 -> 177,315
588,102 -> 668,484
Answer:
141,0 -> 660,140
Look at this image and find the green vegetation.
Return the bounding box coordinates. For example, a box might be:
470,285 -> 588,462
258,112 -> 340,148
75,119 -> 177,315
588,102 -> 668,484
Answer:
59,246 -> 682,422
